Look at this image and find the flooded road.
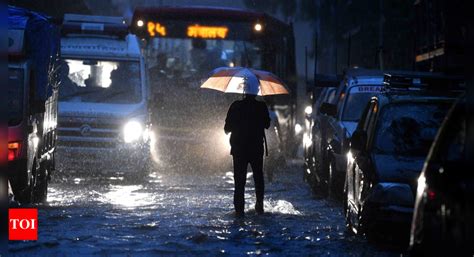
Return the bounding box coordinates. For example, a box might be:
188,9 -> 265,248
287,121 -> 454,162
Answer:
9,161 -> 402,256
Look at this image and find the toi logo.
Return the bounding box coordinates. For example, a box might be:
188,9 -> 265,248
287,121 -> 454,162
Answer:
9,208 -> 38,241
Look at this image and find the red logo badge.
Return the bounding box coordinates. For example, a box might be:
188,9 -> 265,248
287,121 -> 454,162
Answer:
9,208 -> 38,241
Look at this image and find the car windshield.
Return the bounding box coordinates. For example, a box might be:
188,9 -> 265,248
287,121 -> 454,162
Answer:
146,38 -> 262,83
374,102 -> 450,156
342,85 -> 383,121
59,59 -> 142,104
8,67 -> 24,126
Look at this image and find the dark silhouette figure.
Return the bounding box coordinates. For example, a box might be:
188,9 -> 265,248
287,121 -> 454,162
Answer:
224,94 -> 271,217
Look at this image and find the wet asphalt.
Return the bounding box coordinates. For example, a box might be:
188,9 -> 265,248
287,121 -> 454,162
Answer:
8,160 -> 404,257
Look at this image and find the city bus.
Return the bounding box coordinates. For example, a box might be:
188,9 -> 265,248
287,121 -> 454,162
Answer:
131,6 -> 297,168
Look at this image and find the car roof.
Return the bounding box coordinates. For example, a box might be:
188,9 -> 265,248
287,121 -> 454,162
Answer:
374,91 -> 459,107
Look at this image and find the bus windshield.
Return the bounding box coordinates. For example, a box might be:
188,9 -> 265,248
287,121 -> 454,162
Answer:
146,38 -> 262,82
59,58 -> 142,104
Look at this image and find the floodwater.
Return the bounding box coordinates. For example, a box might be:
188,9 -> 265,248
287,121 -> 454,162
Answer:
8,161 -> 403,256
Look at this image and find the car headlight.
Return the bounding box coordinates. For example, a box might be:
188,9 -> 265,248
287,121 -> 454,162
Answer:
304,105 -> 313,115
294,123 -> 302,135
123,121 -> 143,143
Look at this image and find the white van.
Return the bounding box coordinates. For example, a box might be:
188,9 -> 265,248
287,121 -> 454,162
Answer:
57,14 -> 153,175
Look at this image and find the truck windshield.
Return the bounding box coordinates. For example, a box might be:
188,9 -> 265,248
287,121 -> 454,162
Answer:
8,68 -> 24,126
374,102 -> 450,156
59,58 -> 142,104
341,85 -> 383,121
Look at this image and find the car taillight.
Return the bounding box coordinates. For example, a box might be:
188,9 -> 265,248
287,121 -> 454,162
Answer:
427,189 -> 436,201
8,142 -> 21,161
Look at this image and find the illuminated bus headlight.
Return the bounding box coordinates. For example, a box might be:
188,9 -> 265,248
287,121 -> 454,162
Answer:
123,121 -> 143,143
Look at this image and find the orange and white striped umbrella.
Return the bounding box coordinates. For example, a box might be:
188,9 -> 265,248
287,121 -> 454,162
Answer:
200,67 -> 290,96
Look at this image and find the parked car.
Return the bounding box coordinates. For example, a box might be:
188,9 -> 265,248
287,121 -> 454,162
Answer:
318,69 -> 384,198
410,95 -> 473,256
344,73 -> 463,239
8,6 -> 60,203
303,76 -> 339,189
304,87 -> 336,171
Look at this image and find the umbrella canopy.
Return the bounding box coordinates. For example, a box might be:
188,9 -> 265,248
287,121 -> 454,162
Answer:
200,67 -> 290,96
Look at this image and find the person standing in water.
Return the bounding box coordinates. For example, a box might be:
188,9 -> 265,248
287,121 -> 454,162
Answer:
224,81 -> 271,217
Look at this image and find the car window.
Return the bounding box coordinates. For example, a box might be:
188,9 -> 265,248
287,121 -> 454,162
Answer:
366,102 -> 379,147
373,102 -> 450,156
341,85 -> 383,121
356,101 -> 372,131
316,88 -> 328,106
326,88 -> 337,104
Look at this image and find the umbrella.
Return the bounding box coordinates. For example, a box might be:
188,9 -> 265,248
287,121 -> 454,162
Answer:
200,67 -> 290,96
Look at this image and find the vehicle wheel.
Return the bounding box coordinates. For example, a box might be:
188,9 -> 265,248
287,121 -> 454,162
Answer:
15,184 -> 33,204
303,167 -> 308,183
33,162 -> 49,203
343,184 -> 354,234
15,160 -> 38,204
359,206 -> 376,239
327,159 -> 336,199
320,151 -> 330,190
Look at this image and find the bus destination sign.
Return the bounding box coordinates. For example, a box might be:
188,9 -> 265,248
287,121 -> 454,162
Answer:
146,21 -> 228,39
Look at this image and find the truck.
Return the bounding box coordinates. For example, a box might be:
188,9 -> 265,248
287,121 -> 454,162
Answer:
56,14 -> 153,176
8,6 -> 61,203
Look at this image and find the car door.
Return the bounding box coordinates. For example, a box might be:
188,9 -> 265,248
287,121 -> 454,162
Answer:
347,100 -> 371,208
326,85 -> 348,158
313,88 -> 336,163
353,100 -> 378,210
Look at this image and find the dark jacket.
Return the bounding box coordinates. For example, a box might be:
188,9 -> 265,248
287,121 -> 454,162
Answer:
224,97 -> 271,156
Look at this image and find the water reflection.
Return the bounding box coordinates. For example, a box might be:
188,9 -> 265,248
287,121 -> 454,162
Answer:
102,185 -> 154,209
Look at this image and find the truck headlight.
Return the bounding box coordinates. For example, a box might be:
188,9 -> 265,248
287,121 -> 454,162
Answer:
123,121 -> 143,143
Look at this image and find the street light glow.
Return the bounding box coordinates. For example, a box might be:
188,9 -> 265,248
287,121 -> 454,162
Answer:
254,23 -> 262,32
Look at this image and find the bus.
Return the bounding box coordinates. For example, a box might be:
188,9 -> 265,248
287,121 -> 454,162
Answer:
131,6 -> 297,168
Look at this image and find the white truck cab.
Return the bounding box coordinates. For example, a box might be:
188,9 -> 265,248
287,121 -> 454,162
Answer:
57,14 -> 153,175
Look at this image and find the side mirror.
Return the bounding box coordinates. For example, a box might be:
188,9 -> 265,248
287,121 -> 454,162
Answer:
350,129 -> 367,151
319,102 -> 337,116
